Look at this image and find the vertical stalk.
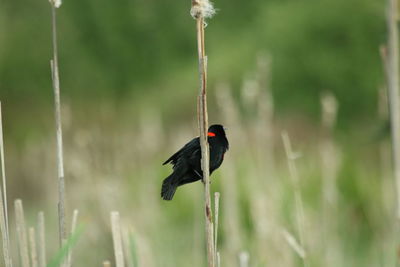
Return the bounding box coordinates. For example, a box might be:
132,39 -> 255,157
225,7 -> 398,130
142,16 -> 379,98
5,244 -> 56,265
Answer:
214,192 -> 220,263
37,212 -> 46,267
0,103 -> 12,267
385,0 -> 400,219
281,132 -> 308,267
15,199 -> 30,267
191,1 -> 215,266
29,227 -> 39,267
49,3 -> 67,246
66,209 -> 79,267
111,211 -> 125,267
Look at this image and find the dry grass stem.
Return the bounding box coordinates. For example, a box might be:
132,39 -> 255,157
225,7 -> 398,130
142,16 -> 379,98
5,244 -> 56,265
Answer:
49,0 -> 67,245
0,102 -> 12,267
37,212 -> 46,267
0,103 -> 10,247
122,228 -> 134,267
281,132 -> 308,266
29,227 -> 39,267
382,0 -> 400,218
66,209 -> 79,267
320,92 -> 340,206
281,229 -> 306,259
15,199 -> 30,267
214,192 -> 220,262
239,251 -> 249,267
111,211 -> 125,267
319,92 -> 341,265
191,0 -> 215,266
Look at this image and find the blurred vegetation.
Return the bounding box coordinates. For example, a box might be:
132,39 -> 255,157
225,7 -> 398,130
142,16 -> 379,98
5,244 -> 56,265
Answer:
0,0 -> 385,131
0,0 -> 394,266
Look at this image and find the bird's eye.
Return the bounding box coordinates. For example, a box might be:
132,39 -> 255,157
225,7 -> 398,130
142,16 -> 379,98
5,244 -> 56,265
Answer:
208,132 -> 216,137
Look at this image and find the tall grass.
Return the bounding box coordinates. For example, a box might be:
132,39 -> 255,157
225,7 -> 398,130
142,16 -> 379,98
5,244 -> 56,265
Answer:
49,0 -> 67,246
0,103 -> 12,267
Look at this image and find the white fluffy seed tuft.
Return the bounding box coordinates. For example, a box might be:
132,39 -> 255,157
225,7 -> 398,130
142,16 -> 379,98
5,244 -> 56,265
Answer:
49,0 -> 62,8
191,0 -> 216,19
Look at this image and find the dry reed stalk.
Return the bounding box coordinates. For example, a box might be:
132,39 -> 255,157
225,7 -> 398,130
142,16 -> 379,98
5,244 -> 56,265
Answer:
281,228 -> 305,259
103,261 -> 111,267
383,0 -> 400,219
15,199 -> 30,267
66,209 -> 79,267
216,252 -> 220,267
378,87 -> 393,215
29,227 -> 39,267
320,92 -> 339,207
111,212 -> 125,267
319,92 -> 342,266
122,228 -> 134,267
239,251 -> 249,267
49,0 -> 67,246
281,132 -> 308,267
213,192 -> 220,262
37,212 -> 46,267
0,102 -> 12,267
378,87 -> 390,177
190,1 -> 216,266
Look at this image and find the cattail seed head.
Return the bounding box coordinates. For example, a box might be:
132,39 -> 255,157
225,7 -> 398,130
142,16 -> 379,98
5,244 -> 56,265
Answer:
191,0 -> 216,19
49,0 -> 62,8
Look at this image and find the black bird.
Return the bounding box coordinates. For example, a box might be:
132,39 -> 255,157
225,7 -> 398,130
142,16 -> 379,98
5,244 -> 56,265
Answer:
161,124 -> 229,200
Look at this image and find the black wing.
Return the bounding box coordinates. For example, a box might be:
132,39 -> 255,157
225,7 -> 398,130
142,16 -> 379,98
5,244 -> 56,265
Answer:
163,137 -> 200,166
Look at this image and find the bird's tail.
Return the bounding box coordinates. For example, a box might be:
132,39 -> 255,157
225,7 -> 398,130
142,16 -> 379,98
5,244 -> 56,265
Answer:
161,174 -> 178,200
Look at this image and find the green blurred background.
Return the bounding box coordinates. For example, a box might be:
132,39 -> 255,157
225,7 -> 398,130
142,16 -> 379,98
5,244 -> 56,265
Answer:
0,0 -> 395,266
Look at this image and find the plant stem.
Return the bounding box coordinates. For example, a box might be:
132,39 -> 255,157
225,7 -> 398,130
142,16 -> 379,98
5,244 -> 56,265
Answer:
15,199 -> 30,267
38,211 -> 46,267
0,103 -> 12,267
281,132 -> 308,267
193,6 -> 215,267
50,4 -> 67,246
111,211 -> 125,267
66,210 -> 79,267
29,227 -> 39,267
385,0 -> 400,219
214,192 -> 220,263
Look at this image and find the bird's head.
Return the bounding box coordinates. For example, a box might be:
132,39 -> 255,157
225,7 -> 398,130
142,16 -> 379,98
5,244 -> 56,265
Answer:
207,124 -> 227,138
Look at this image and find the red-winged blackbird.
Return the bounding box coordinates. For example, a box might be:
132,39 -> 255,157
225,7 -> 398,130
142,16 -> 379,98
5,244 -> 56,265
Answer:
161,124 -> 229,200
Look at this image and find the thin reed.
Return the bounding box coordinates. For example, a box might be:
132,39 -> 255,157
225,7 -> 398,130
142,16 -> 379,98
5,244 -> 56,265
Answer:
66,209 -> 79,267
37,212 -> 46,267
29,227 -> 39,267
111,211 -> 125,267
0,102 -> 12,267
48,0 -> 67,246
15,199 -> 30,267
383,0 -> 400,219
281,132 -> 308,267
191,0 -> 216,266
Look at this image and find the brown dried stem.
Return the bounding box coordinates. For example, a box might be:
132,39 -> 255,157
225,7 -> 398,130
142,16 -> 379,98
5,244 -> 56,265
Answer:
15,199 -> 29,267
382,0 -> 400,219
37,212 -> 46,267
0,103 -> 12,267
111,211 -> 125,267
49,3 -> 67,246
192,5 -> 215,267
29,227 -> 38,267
